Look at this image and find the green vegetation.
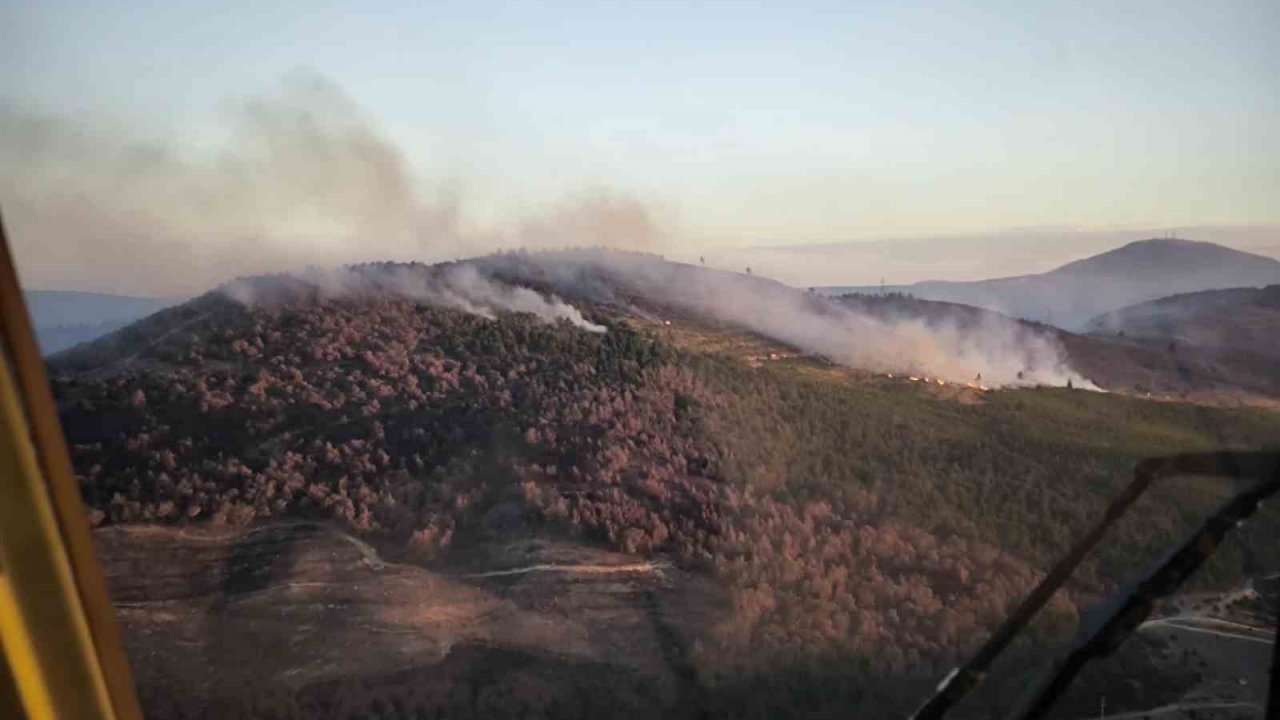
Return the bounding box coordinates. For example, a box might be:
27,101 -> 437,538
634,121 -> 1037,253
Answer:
698,355 -> 1280,585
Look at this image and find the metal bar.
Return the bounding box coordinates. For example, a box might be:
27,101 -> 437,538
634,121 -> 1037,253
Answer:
0,212 -> 143,719
908,463 -> 1160,720
1009,452 -> 1280,720
908,452 -> 1279,720
1268,578 -> 1279,720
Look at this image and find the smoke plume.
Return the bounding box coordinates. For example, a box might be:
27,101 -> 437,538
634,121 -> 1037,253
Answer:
220,262 -> 605,333
217,251 -> 1092,386
3,72 -> 1090,385
0,72 -> 666,296
476,249 -> 1095,387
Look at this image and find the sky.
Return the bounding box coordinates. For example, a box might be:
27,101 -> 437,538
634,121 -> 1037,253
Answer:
1,0 -> 1278,294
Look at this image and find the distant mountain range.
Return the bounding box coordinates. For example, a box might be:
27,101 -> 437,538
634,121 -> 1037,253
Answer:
24,290 -> 178,354
820,239 -> 1280,330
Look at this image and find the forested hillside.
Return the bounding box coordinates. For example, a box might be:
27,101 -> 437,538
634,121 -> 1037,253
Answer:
1087,284 -> 1280,359
51,262 -> 1280,719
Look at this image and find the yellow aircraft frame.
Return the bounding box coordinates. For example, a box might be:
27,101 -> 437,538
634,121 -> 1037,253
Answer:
0,214 -> 143,720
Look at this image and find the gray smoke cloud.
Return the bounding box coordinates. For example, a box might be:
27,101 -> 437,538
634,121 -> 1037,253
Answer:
219,250 -> 1091,385
2,72 -> 1092,384
0,72 -> 665,296
476,249 -> 1095,387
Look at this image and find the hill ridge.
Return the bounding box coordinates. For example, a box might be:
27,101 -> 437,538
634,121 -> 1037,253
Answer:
820,238 -> 1280,329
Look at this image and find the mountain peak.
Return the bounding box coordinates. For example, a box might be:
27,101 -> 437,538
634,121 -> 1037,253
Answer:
1120,237 -> 1212,249
1051,237 -> 1279,279
820,238 -> 1280,330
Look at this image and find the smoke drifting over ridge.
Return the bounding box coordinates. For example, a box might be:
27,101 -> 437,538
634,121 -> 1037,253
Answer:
222,250 -> 1094,387
0,73 -> 665,295
221,262 -> 605,333
477,250 -> 1094,387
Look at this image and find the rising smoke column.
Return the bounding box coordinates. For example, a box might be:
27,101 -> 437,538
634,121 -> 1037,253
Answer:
0,73 -> 669,297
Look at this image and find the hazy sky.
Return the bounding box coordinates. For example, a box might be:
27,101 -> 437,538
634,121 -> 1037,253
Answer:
2,0 -> 1278,293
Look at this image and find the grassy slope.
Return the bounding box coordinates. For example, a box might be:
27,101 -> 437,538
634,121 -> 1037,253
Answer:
690,350 -> 1280,587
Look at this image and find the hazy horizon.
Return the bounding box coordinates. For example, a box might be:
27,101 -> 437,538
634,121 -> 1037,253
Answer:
3,0 -> 1278,294
15,227 -> 1280,298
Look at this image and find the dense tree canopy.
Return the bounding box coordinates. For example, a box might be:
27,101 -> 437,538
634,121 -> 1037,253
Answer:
52,289 -> 1280,719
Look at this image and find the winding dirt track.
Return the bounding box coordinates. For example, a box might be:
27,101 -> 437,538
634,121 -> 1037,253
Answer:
1139,615 -> 1274,645
456,561 -> 671,578
116,311 -> 211,368
1098,700 -> 1261,720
